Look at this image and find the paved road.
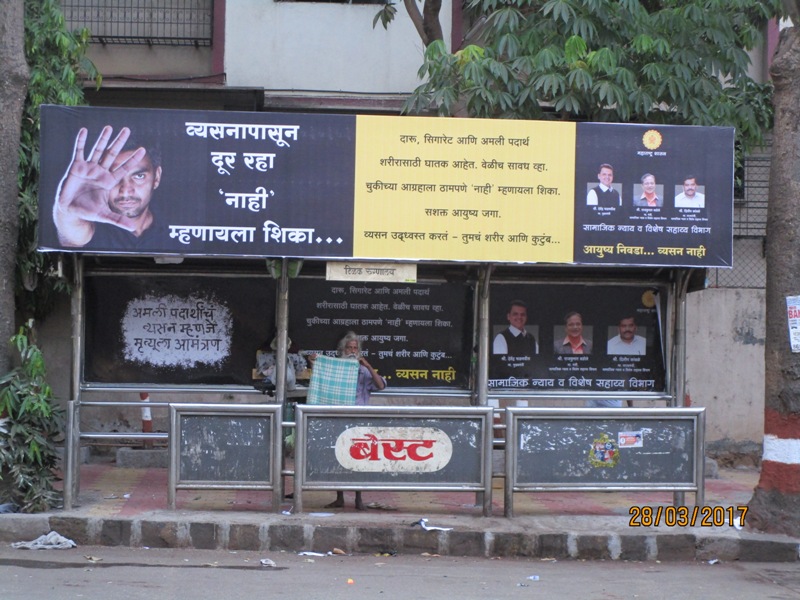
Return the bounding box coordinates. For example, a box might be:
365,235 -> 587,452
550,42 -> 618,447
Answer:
1,545 -> 799,599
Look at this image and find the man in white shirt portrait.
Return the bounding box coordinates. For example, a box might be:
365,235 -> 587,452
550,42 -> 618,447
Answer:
674,175 -> 705,208
586,163 -> 621,206
607,315 -> 647,356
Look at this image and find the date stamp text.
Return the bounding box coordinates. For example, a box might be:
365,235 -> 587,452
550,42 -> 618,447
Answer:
628,505 -> 747,528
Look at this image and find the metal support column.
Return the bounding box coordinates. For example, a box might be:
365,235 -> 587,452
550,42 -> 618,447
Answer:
475,264 -> 493,507
475,264 -> 493,407
274,258 -> 290,499
65,256 -> 84,509
673,270 -> 692,507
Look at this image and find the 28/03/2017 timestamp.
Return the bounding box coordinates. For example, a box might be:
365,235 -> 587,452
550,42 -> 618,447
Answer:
628,505 -> 748,527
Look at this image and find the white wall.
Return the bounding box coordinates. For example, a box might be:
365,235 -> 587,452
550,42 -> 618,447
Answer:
85,46 -> 213,79
685,287 -> 765,443
224,1 -> 450,93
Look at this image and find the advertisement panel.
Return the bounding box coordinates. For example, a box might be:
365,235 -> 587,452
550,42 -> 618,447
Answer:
489,283 -> 666,393
38,105 -> 733,267
288,279 -> 473,389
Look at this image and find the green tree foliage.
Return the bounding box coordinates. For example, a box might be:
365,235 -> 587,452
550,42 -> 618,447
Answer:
0,321 -> 64,512
18,0 -> 99,320
404,0 -> 781,156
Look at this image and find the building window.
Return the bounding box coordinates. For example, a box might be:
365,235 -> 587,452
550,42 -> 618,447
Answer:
61,0 -> 213,46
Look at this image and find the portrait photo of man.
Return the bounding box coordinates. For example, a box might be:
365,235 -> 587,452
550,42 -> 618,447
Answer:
633,173 -> 663,208
490,299 -> 539,380
586,163 -> 622,206
554,311 -> 592,355
52,125 -> 167,250
674,175 -> 706,208
607,315 -> 647,356
493,300 -> 539,357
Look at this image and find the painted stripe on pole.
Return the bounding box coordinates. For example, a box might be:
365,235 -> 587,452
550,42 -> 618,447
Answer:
758,461 -> 800,494
764,408 -> 800,439
763,435 -> 800,464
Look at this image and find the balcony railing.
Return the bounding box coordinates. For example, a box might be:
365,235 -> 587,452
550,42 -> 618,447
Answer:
62,0 -> 213,46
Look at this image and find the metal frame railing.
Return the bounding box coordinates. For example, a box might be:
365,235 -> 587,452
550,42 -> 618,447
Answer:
65,401 -> 706,517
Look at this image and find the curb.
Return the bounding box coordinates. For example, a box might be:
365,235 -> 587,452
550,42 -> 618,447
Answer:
1,513 -> 798,562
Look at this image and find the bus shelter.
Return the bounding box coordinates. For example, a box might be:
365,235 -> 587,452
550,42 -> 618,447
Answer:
37,106 -> 730,511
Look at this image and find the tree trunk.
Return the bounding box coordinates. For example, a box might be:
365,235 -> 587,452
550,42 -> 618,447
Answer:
403,0 -> 443,46
0,1 -> 29,373
748,23 -> 800,536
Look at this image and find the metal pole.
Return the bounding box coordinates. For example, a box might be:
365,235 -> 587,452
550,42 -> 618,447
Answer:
64,401 -> 75,510
504,407 -> 515,518
140,391 -> 153,449
168,405 -> 177,509
275,257 -> 289,403
475,265 -> 493,507
69,255 -> 84,504
475,264 -> 493,407
275,258 -> 290,499
696,409 -> 706,507
673,270 -> 691,507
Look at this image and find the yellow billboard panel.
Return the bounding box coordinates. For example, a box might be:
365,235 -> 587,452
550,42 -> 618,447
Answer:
353,115 -> 576,262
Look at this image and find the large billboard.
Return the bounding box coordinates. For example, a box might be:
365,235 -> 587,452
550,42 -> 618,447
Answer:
38,105 -> 733,267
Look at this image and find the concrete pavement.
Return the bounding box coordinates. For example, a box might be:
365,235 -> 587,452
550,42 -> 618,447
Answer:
1,460 -> 798,562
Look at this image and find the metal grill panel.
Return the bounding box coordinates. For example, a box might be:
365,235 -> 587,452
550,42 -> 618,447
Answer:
62,0 -> 213,46
709,140 -> 771,290
735,153 -> 770,238
708,237 -> 766,289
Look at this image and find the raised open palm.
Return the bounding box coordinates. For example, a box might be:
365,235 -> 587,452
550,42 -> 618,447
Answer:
54,126 -> 147,245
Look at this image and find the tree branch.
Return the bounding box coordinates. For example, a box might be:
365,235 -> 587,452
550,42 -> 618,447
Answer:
422,0 -> 443,44
403,0 -> 428,44
402,0 -> 443,46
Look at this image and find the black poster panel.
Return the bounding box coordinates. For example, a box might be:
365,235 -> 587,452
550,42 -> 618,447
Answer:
179,414 -> 272,483
287,279 -> 473,388
84,275 -> 275,385
573,123 -> 733,267
39,105 -> 356,257
515,417 -> 696,485
489,284 -> 665,392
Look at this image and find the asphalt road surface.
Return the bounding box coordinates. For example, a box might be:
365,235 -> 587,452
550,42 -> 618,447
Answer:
1,545 -> 799,600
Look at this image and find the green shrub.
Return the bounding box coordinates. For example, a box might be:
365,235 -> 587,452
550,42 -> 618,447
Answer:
0,321 -> 64,512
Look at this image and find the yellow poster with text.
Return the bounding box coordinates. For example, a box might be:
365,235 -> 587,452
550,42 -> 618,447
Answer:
353,115 -> 576,262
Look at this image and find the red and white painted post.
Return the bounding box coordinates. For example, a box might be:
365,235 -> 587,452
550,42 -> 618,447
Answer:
140,392 -> 153,449
758,411 -> 800,496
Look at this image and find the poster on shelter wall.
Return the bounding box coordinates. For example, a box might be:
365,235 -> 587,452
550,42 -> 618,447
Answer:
38,105 -> 733,267
83,275 -> 275,385
488,283 -> 666,393
287,279 -> 473,389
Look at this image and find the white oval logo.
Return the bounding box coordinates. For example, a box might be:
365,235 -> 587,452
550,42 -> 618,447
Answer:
334,426 -> 453,472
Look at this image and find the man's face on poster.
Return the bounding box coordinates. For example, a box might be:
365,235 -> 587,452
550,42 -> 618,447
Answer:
598,167 -> 613,188
618,317 -> 637,342
507,305 -> 527,331
565,313 -> 583,338
109,150 -> 162,219
642,175 -> 656,195
682,178 -> 697,198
